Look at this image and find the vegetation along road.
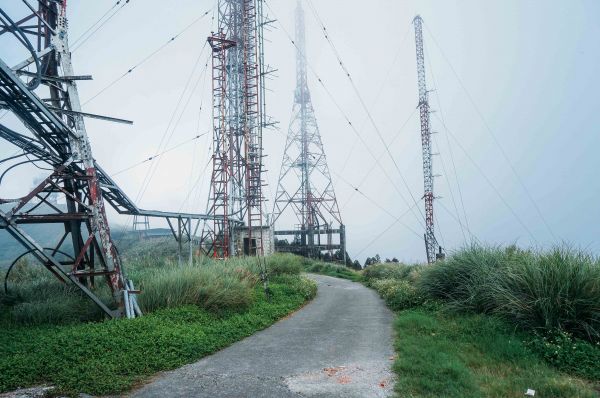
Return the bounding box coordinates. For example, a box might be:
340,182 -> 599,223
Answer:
130,274 -> 395,397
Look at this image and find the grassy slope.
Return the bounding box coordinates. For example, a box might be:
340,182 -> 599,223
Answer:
393,309 -> 597,398
0,276 -> 316,396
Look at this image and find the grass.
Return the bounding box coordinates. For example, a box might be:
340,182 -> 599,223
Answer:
393,309 -> 597,397
362,245 -> 600,396
303,259 -> 362,281
418,245 -> 600,342
0,275 -> 316,395
0,250 -> 316,395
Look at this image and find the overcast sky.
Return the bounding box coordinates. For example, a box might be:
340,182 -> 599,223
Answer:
1,0 -> 599,263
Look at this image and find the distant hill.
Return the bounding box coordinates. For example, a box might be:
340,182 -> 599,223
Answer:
0,203 -> 67,269
0,205 -> 176,268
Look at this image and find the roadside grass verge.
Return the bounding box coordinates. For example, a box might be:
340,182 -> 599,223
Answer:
394,309 -> 596,398
0,251 -> 316,395
303,259 -> 362,281
0,275 -> 316,395
363,245 -> 600,396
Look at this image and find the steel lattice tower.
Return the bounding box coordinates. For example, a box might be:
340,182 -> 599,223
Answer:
272,1 -> 345,260
0,1 -> 139,317
205,0 -> 266,258
414,15 -> 441,264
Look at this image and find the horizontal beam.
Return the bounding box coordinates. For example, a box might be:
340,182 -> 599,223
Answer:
274,228 -> 343,235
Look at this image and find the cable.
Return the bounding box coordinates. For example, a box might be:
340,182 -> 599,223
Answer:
336,15 -> 413,175
341,107 -> 418,210
432,112 -> 538,244
422,41 -> 469,243
111,133 -> 208,177
265,2 -> 425,231
423,22 -> 556,240
303,2 -> 427,227
70,0 -> 121,47
333,170 -> 422,240
354,199 -> 423,258
82,9 -> 212,106
71,0 -> 132,52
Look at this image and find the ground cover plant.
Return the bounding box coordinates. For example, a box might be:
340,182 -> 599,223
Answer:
0,251 -> 316,395
363,245 -> 600,396
302,258 -> 362,281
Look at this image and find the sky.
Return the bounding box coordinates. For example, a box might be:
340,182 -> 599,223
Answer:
1,0 -> 599,263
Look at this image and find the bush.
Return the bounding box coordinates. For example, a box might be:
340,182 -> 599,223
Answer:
0,254 -> 306,325
266,253 -> 304,276
304,260 -> 362,281
492,247 -> 600,341
363,263 -> 422,286
526,330 -> 600,381
370,278 -> 425,311
418,245 -> 600,343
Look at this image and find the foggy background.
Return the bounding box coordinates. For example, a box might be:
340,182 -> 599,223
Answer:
1,0 -> 599,264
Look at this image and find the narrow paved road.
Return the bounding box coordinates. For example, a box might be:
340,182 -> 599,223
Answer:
130,274 -> 395,398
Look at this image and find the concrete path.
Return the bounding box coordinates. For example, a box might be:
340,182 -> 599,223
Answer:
130,274 -> 396,398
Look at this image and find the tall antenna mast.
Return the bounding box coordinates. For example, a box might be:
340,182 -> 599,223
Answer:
272,0 -> 345,261
414,15 -> 442,264
205,0 -> 266,258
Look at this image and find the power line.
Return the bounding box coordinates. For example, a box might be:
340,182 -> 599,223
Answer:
333,170 -> 423,241
354,199 -> 423,258
432,112 -> 538,244
423,22 -> 556,241
341,107 -> 418,210
338,23 -> 413,175
71,0 -> 132,52
264,2 -> 425,231
111,133 -> 208,177
303,1 -> 427,228
82,9 -> 212,106
424,41 -> 468,243
70,1 -> 121,48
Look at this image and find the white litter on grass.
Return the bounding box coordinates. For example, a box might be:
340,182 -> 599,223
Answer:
525,388 -> 536,396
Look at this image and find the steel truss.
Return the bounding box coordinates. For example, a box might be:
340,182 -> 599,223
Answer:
272,1 -> 345,260
204,0 -> 269,258
414,15 -> 443,263
0,1 -> 220,318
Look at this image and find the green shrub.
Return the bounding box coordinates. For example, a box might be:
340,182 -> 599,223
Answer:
526,330 -> 600,381
266,253 -> 304,276
304,260 -> 362,281
370,278 -> 425,311
418,245 -> 506,313
363,263 -> 417,284
0,253 -> 306,325
492,247 -> 600,341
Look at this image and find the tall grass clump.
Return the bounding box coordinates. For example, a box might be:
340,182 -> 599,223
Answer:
417,245 -> 519,313
492,247 -> 600,341
266,253 -> 304,276
363,263 -> 421,286
419,244 -> 600,342
133,261 -> 257,313
1,253 -> 308,325
1,259 -> 111,325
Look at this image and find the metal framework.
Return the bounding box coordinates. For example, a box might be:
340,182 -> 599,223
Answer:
272,1 -> 345,260
414,15 -> 442,263
0,1 -> 220,318
205,0 -> 267,258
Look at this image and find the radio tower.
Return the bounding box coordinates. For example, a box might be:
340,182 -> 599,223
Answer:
205,0 -> 267,258
272,1 -> 345,261
414,15 -> 442,263
0,1 -> 138,317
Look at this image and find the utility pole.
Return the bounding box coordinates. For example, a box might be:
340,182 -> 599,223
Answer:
414,15 -> 442,264
272,1 -> 345,262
